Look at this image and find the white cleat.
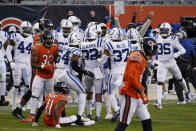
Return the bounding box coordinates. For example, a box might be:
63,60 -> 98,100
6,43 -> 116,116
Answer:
177,100 -> 186,104
55,124 -> 61,128
83,120 -> 95,126
32,122 -> 38,127
153,102 -> 162,109
168,90 -> 176,95
105,112 -> 113,119
81,116 -> 90,122
162,91 -> 168,99
186,92 -> 193,102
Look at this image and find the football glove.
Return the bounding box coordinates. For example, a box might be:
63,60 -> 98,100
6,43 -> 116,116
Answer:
84,70 -> 94,78
41,64 -> 56,72
10,62 -> 16,70
141,93 -> 149,104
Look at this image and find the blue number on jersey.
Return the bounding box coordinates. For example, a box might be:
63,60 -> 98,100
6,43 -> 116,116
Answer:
58,42 -> 68,53
158,43 -> 171,55
113,48 -> 129,62
62,50 -> 71,65
18,41 -> 32,54
82,48 -> 99,60
0,41 -> 2,49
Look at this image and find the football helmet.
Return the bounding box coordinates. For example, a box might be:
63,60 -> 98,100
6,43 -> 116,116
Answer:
99,23 -> 107,37
20,21 -> 32,37
126,23 -> 137,32
159,22 -> 172,37
84,27 -> 97,40
91,24 -> 102,38
60,19 -> 66,27
61,20 -> 73,36
68,16 -> 79,26
40,30 -> 53,48
141,37 -> 158,57
127,28 -> 141,44
8,26 -> 16,33
68,32 -> 81,46
87,21 -> 98,28
38,18 -> 53,31
33,23 -> 41,34
54,82 -> 69,95
110,28 -> 123,41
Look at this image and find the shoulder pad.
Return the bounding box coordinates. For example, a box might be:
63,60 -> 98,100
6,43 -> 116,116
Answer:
128,53 -> 143,64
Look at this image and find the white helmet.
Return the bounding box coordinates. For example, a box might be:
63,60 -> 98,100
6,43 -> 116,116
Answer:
159,22 -> 172,37
127,28 -> 141,43
87,21 -> 98,28
8,26 -> 16,33
84,27 -> 97,40
60,19 -> 66,27
99,23 -> 107,28
91,24 -> 102,38
68,16 -> 79,26
20,21 -> 32,37
61,20 -> 73,36
68,32 -> 81,46
110,28 -> 123,41
33,22 -> 40,34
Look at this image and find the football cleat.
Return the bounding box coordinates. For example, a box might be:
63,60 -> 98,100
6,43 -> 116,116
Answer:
153,102 -> 162,109
83,120 -> 95,126
186,92 -> 193,102
168,90 -> 176,95
0,100 -> 9,106
95,116 -> 101,121
12,107 -> 24,119
87,114 -> 92,119
32,122 -> 38,127
105,112 -> 113,119
75,115 -> 84,125
21,115 -> 35,122
177,100 -> 186,104
111,110 -> 120,122
162,91 -> 167,99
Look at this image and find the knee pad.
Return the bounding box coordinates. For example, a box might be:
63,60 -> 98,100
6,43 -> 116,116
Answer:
142,119 -> 152,131
95,93 -> 102,102
114,122 -> 127,131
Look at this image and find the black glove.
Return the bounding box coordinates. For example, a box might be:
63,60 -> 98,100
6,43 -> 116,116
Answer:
96,52 -> 102,59
84,70 -> 94,78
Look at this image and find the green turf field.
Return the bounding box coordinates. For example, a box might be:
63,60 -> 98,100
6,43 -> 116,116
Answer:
0,100 -> 196,131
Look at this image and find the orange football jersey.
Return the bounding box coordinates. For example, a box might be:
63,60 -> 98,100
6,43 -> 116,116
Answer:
33,33 -> 41,44
120,51 -> 147,99
31,43 -> 58,79
43,92 -> 67,127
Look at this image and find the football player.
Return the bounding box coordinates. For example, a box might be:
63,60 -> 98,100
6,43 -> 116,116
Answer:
97,28 -> 131,122
154,22 -> 192,109
0,23 -> 9,106
22,30 -> 58,122
81,26 -> 104,121
6,21 -> 33,110
114,37 -> 158,131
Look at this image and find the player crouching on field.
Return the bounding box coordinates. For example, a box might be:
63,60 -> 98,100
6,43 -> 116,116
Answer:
114,37 -> 158,131
32,82 -> 95,128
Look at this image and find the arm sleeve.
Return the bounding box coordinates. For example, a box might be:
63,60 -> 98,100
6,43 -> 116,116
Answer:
6,45 -> 14,62
139,18 -> 152,37
114,17 -> 121,28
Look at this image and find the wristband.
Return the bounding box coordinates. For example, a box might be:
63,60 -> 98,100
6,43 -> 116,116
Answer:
41,65 -> 45,69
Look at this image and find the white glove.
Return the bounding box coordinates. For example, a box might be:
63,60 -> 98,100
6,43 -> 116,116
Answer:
32,122 -> 38,127
55,123 -> 61,128
10,62 -> 16,70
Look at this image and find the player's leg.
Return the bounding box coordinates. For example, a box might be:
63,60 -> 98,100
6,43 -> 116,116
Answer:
22,75 -> 44,122
169,63 -> 193,100
94,78 -> 104,121
12,64 -> 22,110
135,99 -> 152,131
156,65 -> 167,109
115,95 -> 136,131
0,61 -> 9,106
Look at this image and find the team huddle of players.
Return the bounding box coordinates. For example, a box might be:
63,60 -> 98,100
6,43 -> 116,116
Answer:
0,13 -> 193,130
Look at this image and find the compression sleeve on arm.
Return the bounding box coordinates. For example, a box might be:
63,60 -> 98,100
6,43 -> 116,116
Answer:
6,45 -> 14,62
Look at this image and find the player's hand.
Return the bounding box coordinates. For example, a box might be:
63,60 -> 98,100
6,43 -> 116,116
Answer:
42,64 -> 56,72
148,12 -> 154,19
10,62 -> 16,70
141,93 -> 149,104
84,70 -> 94,78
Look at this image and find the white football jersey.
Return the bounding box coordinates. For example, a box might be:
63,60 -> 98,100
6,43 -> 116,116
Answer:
57,46 -> 82,71
0,31 -> 9,61
155,34 -> 185,63
81,38 -> 103,69
73,27 -> 84,40
130,42 -> 141,52
10,33 -> 33,64
55,32 -> 69,69
105,40 -> 131,73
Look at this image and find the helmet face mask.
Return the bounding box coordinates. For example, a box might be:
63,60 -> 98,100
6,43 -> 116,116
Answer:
61,20 -> 73,36
127,28 -> 141,44
40,30 -> 53,48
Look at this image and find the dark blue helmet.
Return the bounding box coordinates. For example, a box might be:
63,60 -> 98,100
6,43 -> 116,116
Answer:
126,23 -> 137,32
38,18 -> 53,31
141,37 -> 158,57
40,29 -> 53,48
54,82 -> 69,94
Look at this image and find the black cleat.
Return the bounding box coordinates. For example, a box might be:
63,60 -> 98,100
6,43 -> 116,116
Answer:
75,115 -> 84,126
12,107 -> 24,119
0,100 -> 9,106
111,110 -> 120,122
